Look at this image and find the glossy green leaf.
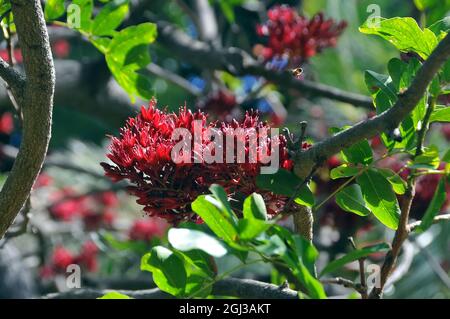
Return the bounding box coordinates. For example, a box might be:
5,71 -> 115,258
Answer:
330,164 -> 360,179
430,106 -> 450,122
410,146 -> 440,169
378,168 -> 407,195
238,219 -> 271,240
98,292 -> 132,299
256,169 -> 314,207
335,184 -> 372,216
415,178 -> 447,233
168,228 -> 227,257
70,0 -> 93,31
243,193 -> 267,220
341,139 -> 373,165
364,70 -> 397,102
91,0 -> 129,36
141,246 -> 187,296
45,0 -> 65,20
357,169 -> 400,229
191,195 -> 238,243
359,17 -> 438,59
320,243 -> 390,276
209,184 -> 235,220
104,22 -> 157,101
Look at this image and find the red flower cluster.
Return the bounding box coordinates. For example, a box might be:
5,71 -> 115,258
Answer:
256,6 -> 347,64
128,218 -> 168,241
102,99 -> 297,224
41,241 -> 99,278
49,189 -> 117,230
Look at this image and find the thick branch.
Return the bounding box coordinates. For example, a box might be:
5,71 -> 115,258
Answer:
295,33 -> 450,175
0,0 -> 55,238
151,18 -> 373,108
42,278 -> 298,299
0,58 -> 25,98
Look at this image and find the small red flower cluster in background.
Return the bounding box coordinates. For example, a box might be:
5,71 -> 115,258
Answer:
128,218 -> 168,241
198,90 -> 239,122
52,39 -> 70,59
102,99 -> 298,224
41,241 -> 99,278
0,112 -> 14,135
49,189 -> 117,230
255,6 -> 347,65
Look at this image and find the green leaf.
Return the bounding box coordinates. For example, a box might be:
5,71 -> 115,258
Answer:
98,292 -> 132,299
377,168 -> 407,195
256,169 -> 314,207
168,228 -> 227,257
104,22 -> 157,101
359,17 -> 438,59
320,243 -> 390,276
268,226 -> 326,299
357,169 -> 400,229
141,246 -> 187,296
428,17 -> 450,36
243,193 -> 267,220
208,184 -> 235,221
45,0 -> 65,20
70,0 -> 93,31
176,249 -> 216,279
330,127 -> 373,164
364,70 -> 397,102
191,195 -> 238,243
330,164 -> 360,179
415,178 -> 447,233
430,106 -> 450,122
335,184 -> 372,216
91,0 -> 129,36
410,145 -> 440,169
238,219 -> 272,241
255,234 -> 286,256
342,139 -> 373,165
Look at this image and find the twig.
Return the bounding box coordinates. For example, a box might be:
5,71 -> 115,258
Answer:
408,214 -> 450,232
143,63 -> 202,97
348,237 -> 368,299
41,277 -> 299,299
321,277 -> 365,294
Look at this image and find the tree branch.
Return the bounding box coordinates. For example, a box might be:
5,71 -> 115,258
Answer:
0,57 -> 25,103
42,278 -> 299,299
150,18 -> 373,108
0,0 -> 55,238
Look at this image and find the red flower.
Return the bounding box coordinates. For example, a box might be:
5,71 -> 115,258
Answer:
96,191 -> 119,207
128,218 -> 168,241
51,246 -> 75,271
0,112 -> 14,134
52,39 -> 70,58
75,241 -> 99,272
34,173 -> 53,188
102,99 -> 296,223
256,6 -> 347,65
